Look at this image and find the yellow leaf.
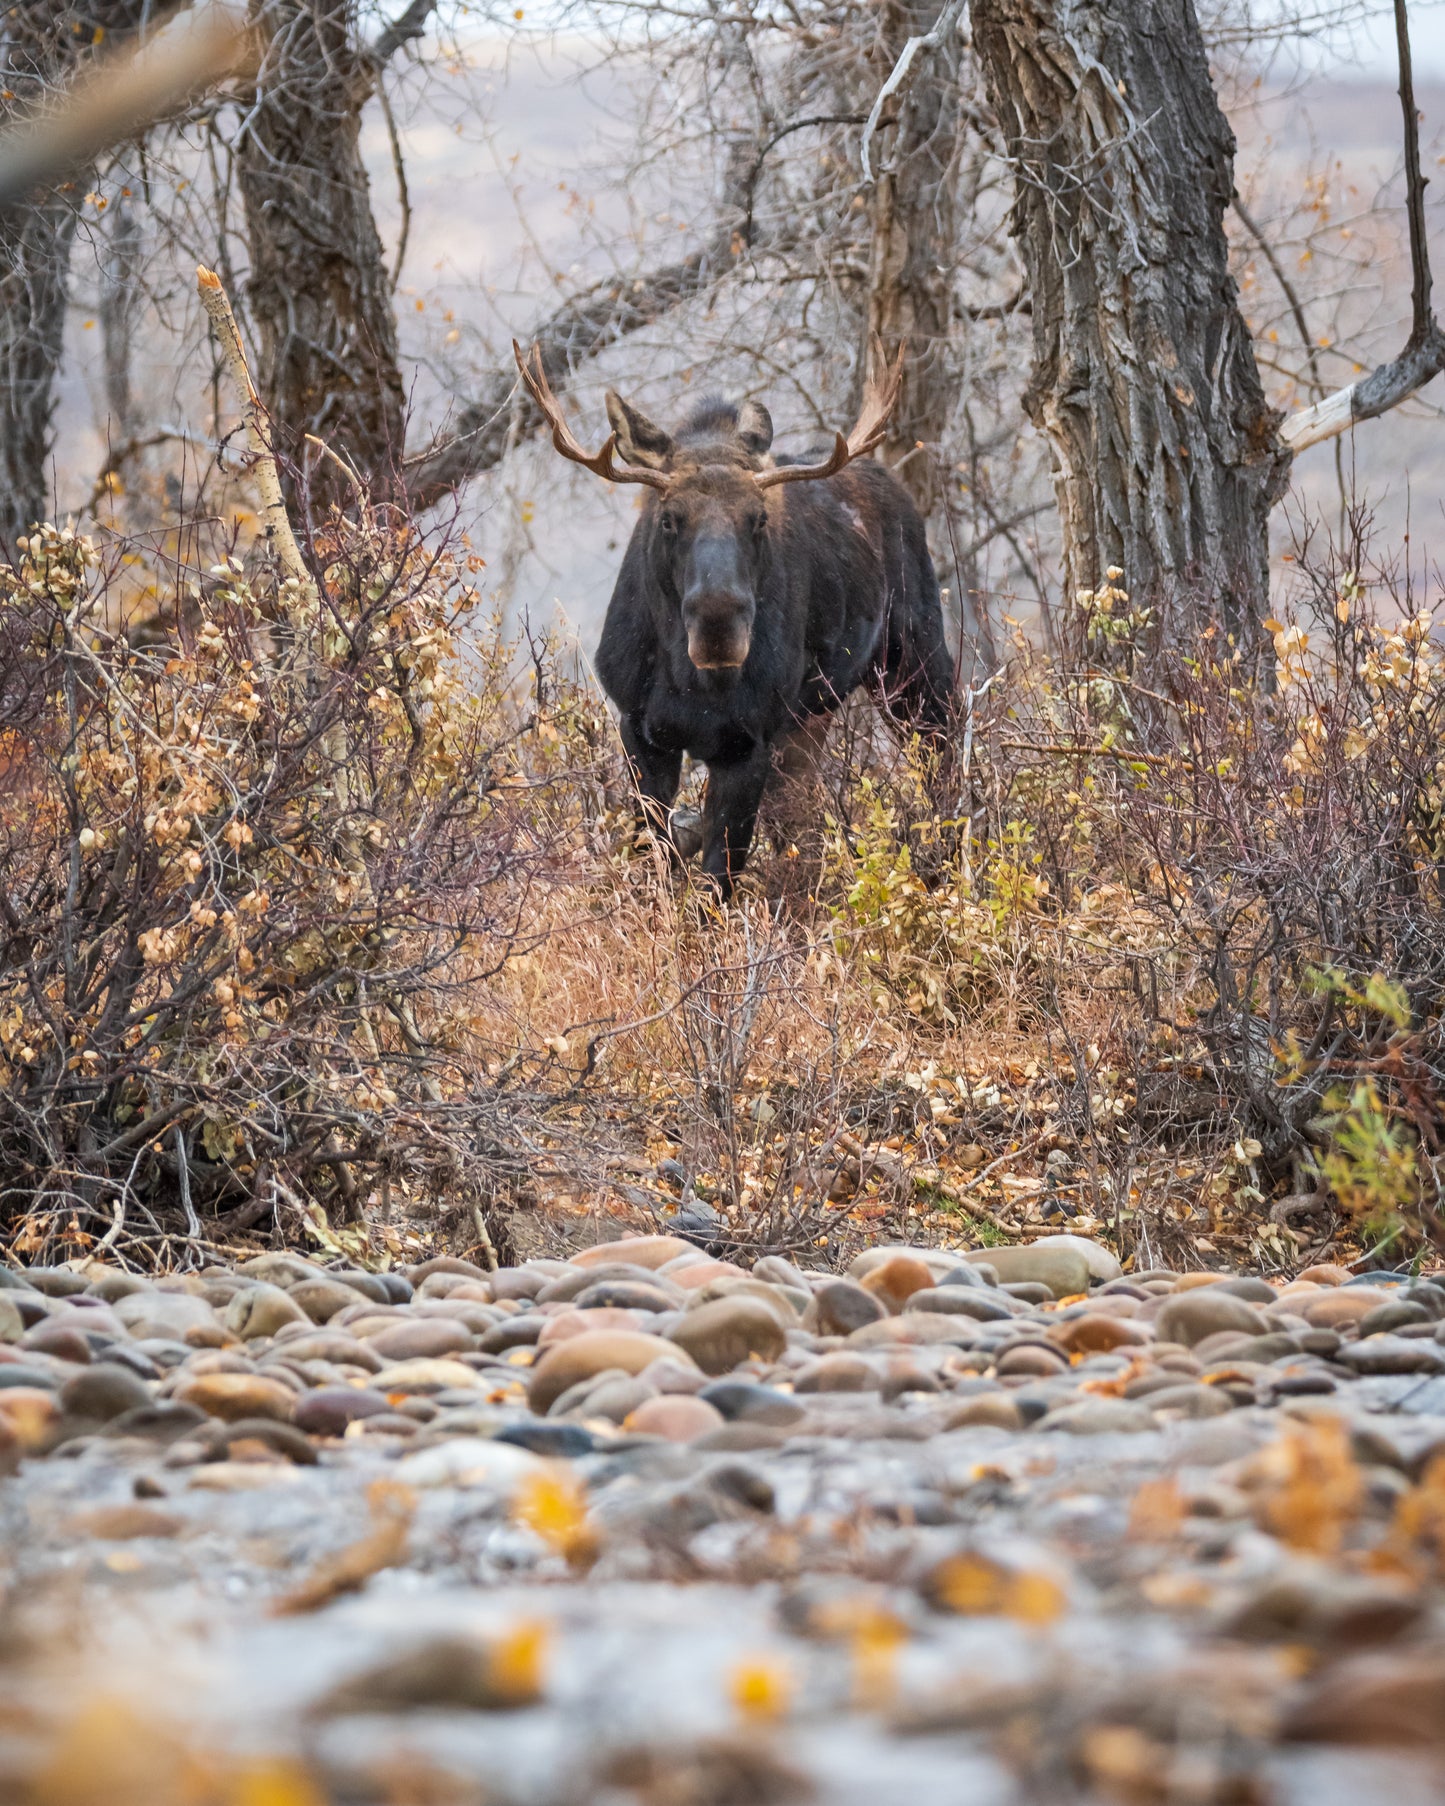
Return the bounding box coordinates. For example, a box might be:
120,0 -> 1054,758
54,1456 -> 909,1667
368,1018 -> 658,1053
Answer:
513,1466 -> 597,1564
729,1656 -> 792,1722
485,1620 -> 549,1706
1007,1569 -> 1067,1625
231,1759 -> 328,1806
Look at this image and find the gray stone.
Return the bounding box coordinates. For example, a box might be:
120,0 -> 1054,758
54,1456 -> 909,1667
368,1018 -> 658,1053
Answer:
224,1283 -> 309,1341
905,1288 -> 1013,1322
115,1291 -> 224,1344
667,1297 -> 788,1374
804,1280 -> 886,1338
1039,1398 -> 1157,1434
956,1241 -> 1095,1298
1336,1335 -> 1445,1376
1358,1300 -> 1433,1338
58,1363 -> 151,1422
1154,1289 -> 1270,1348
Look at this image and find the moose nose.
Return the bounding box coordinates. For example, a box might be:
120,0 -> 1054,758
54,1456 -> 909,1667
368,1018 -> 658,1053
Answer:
682,537 -> 753,671
684,590 -> 752,670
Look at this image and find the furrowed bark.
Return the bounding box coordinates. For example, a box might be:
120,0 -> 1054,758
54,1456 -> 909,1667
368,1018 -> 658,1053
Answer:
971,0 -> 1289,640
234,0 -> 419,512
0,6 -> 144,554
859,0 -> 968,519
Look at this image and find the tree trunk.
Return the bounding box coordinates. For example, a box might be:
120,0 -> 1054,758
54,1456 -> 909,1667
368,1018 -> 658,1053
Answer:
970,0 -> 1289,640
859,1 -> 965,521
235,0 -> 405,512
0,190 -> 80,555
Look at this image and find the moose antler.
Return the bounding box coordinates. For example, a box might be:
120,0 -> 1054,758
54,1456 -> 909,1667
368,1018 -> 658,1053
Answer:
512,340 -> 670,491
753,337 -> 905,491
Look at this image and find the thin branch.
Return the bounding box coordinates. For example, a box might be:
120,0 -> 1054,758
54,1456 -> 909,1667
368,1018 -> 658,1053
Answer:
1232,194 -> 1327,399
195,265 -> 308,588
1279,0 -> 1445,454
368,0 -> 440,68
860,0 -> 968,183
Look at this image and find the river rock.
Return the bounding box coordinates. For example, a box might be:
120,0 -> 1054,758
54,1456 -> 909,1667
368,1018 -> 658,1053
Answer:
1144,1382 -> 1234,1418
570,1236 -> 695,1271
1335,1335 -> 1445,1376
956,1242 -> 1094,1298
1357,1300 -> 1432,1338
292,1387 -> 394,1436
940,1392 -> 1025,1431
995,1344 -> 1069,1378
1154,1289 -> 1270,1347
623,1395 -> 726,1441
367,1318 -> 473,1361
174,1372 -> 296,1423
528,1331 -> 693,1413
225,1283 -> 309,1341
666,1298 -> 787,1374
860,1255 -> 936,1313
794,1354 -> 879,1394
0,1298 -> 22,1344
1049,1313 -> 1151,1355
906,1289 -> 1013,1323
58,1363 -> 152,1422
371,1358 -> 479,1395
1040,1398 -> 1157,1434
18,1323 -> 91,1364
698,1381 -> 806,1426
804,1280 -> 886,1337
278,1333 -> 383,1371
286,1279 -> 366,1323
115,1291 -> 226,1345
1300,1288 -> 1393,1330
572,1281 -> 677,1313
537,1308 -> 644,1347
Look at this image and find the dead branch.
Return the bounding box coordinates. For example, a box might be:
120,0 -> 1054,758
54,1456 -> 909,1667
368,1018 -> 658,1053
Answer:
859,0 -> 968,182
1279,0 -> 1445,453
0,6 -> 251,215
404,244 -> 746,508
195,266 -> 308,589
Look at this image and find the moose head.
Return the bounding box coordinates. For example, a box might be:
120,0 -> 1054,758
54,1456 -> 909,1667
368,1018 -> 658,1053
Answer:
513,339 -> 903,675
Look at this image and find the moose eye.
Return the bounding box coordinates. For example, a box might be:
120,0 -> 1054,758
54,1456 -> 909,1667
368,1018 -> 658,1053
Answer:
749,512 -> 767,538
658,511 -> 679,536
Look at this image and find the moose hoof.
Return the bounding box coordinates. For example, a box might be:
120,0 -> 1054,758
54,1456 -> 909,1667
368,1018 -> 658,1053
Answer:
668,806 -> 704,861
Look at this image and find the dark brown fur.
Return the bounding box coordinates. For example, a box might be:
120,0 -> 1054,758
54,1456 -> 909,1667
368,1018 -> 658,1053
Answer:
594,392 -> 955,893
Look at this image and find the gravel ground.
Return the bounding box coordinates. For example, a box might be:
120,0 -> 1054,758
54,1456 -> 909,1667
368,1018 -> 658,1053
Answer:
2,1232 -> 1445,1805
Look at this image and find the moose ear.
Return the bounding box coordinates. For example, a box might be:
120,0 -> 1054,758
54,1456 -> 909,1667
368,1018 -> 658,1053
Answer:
736,400 -> 773,457
604,391 -> 675,470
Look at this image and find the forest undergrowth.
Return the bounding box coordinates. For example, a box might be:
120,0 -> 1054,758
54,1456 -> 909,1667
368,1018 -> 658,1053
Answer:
3,494 -> 1444,1281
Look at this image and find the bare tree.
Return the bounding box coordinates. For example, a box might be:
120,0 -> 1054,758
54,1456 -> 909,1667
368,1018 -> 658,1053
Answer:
232,0 -> 435,509
968,0 -> 1289,640
963,0 -> 1443,642
0,4 -> 149,554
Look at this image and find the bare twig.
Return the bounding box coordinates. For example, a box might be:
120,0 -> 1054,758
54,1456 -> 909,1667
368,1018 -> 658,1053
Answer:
860,0 -> 968,183
1279,0 -> 1445,453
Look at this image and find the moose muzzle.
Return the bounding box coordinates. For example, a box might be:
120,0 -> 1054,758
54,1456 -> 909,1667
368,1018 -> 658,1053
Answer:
682,536 -> 755,671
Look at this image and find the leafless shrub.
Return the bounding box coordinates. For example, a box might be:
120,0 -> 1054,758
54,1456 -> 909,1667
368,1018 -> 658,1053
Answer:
0,508 -> 604,1267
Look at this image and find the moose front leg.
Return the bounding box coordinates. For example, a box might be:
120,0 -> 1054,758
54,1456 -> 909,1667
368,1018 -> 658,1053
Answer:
620,713 -> 682,844
700,743 -> 771,898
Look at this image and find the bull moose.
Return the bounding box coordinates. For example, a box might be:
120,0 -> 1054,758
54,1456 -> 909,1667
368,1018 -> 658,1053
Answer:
514,340 -> 956,894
